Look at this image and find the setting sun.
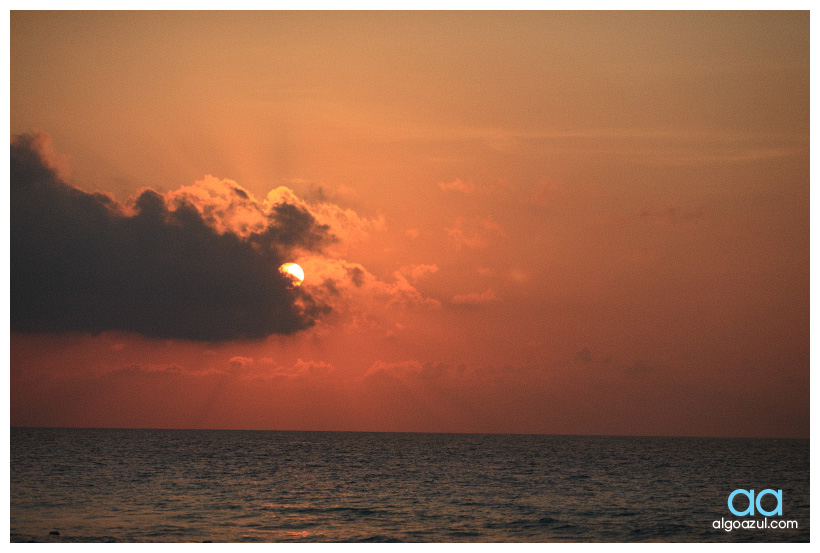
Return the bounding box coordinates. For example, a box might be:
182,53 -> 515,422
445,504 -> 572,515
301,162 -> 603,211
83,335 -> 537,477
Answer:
279,262 -> 305,286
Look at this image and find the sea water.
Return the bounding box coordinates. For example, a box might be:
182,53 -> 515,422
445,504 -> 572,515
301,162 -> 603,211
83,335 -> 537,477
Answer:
10,428 -> 809,542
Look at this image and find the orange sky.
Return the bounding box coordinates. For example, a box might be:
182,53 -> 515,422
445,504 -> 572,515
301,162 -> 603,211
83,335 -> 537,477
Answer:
9,11 -> 810,437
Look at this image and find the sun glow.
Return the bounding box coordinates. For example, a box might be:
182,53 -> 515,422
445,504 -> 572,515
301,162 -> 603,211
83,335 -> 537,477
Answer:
279,263 -> 305,286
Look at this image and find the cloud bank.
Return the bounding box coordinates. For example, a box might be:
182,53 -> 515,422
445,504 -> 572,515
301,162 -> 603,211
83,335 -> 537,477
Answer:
11,132 -> 332,341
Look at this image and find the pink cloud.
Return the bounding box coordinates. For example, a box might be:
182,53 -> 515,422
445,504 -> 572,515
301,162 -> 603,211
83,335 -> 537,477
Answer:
364,360 -> 446,381
23,129 -> 72,180
451,289 -> 499,305
164,178 -> 385,254
437,178 -> 475,193
298,257 -> 441,316
444,216 -> 506,249
227,356 -> 255,372
402,263 -> 439,282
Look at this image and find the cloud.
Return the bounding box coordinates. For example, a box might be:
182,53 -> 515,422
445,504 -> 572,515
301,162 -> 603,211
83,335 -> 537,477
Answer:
451,289 -> 499,305
18,130 -> 72,180
437,178 -> 475,193
436,177 -> 509,196
227,356 -> 255,372
165,177 -> 384,256
265,185 -> 385,250
247,358 -> 335,380
108,363 -> 185,376
626,360 -> 655,378
401,263 -> 439,282
381,272 -> 441,308
11,131 -> 333,342
444,216 -> 506,249
298,257 -> 442,316
575,348 -> 593,365
290,359 -> 335,378
164,176 -> 268,237
567,349 -> 656,380
364,360 -> 447,381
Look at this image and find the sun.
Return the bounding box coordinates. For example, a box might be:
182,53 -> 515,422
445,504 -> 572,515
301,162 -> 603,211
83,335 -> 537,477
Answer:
279,262 -> 305,286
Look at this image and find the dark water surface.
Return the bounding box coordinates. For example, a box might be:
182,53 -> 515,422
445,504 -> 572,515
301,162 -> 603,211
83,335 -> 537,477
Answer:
10,428 -> 809,542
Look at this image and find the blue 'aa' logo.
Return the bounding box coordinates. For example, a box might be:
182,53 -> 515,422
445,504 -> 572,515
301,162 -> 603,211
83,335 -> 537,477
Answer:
728,489 -> 783,517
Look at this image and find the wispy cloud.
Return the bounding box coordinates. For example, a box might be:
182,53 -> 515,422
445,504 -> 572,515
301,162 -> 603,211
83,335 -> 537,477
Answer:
444,216 -> 506,249
401,264 -> 439,282
437,178 -> 475,193
451,289 -> 499,306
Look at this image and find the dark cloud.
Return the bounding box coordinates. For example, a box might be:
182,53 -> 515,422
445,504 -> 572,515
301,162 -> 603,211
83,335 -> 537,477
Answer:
574,348 -> 593,365
11,132 -> 332,341
626,361 -> 654,377
346,266 -> 365,287
321,278 -> 341,296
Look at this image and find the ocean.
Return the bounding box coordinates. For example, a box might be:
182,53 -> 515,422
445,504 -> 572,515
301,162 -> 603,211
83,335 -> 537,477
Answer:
10,428 -> 809,542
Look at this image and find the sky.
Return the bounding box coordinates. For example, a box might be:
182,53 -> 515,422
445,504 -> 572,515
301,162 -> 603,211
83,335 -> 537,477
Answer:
9,11 -> 810,438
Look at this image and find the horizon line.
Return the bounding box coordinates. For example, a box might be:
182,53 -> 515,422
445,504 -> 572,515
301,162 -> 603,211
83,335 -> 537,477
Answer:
8,425 -> 809,441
